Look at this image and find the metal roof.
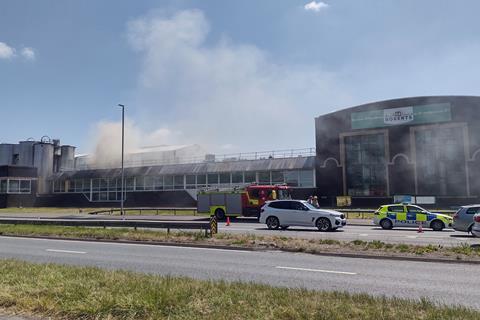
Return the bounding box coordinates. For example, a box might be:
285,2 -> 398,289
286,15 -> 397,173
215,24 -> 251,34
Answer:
53,156 -> 316,180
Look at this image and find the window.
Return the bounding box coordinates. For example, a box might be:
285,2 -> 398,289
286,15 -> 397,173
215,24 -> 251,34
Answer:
269,201 -> 290,209
144,176 -> 155,190
388,205 -> 405,213
174,175 -> 184,190
466,207 -> 480,214
186,175 -> 195,185
136,176 -> 145,191
345,133 -> 387,196
271,171 -> 284,184
154,177 -> 164,190
164,176 -> 174,190
196,174 -> 206,188
291,201 -> 307,211
219,173 -> 230,184
299,170 -> 314,187
207,173 -> 219,185
285,171 -> 299,187
258,171 -> 270,185
244,172 -> 256,183
415,126 -> 467,195
126,177 -> 135,191
407,206 -> 425,213
20,180 -> 31,193
232,172 -> 243,184
0,180 -> 7,193
8,180 -> 20,193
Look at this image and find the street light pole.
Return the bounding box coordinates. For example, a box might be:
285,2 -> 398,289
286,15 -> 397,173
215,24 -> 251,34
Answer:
118,104 -> 125,216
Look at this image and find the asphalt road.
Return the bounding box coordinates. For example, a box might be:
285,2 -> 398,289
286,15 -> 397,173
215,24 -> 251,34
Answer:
219,222 -> 480,246
0,236 -> 478,309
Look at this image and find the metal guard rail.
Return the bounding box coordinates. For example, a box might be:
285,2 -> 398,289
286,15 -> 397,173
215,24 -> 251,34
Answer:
88,207 -> 198,215
0,218 -> 213,237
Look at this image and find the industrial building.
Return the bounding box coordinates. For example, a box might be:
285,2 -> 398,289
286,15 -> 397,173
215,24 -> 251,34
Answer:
315,95 -> 480,207
1,95 -> 479,208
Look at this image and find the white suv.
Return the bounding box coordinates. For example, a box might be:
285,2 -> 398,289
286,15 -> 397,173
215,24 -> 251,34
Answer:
259,200 -> 346,231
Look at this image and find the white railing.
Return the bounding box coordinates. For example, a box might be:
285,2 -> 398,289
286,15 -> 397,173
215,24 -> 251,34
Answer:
74,147 -> 316,171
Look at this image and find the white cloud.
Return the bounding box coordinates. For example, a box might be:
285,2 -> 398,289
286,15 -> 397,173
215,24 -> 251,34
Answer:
304,1 -> 329,12
125,10 -> 350,153
21,47 -> 35,60
0,42 -> 15,59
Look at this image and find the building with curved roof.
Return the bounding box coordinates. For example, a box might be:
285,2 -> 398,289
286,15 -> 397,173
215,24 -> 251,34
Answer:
315,95 -> 480,207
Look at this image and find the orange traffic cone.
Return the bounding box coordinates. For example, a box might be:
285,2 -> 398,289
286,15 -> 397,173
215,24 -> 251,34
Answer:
226,217 -> 230,226
417,222 -> 423,233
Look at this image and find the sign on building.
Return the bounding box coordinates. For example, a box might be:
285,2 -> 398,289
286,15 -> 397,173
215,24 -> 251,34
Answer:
351,103 -> 452,129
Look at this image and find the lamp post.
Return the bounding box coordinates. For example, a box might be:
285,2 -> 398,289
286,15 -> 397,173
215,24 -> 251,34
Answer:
118,104 -> 125,216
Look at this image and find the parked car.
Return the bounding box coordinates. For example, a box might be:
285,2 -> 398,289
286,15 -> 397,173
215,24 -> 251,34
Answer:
452,205 -> 480,233
259,200 -> 346,231
471,213 -> 480,237
373,204 -> 453,231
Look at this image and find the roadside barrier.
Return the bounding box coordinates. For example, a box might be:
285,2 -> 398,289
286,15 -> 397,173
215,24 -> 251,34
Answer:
88,207 -> 198,216
0,217 -> 213,237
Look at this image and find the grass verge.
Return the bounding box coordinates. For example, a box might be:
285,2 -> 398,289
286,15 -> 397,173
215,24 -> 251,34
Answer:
0,224 -> 479,261
0,259 -> 478,320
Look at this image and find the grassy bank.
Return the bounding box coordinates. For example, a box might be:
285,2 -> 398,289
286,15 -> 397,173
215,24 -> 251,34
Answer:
0,259 -> 478,320
0,224 -> 479,261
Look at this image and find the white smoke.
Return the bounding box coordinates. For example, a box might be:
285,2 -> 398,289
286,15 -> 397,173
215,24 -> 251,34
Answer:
124,9 -> 352,153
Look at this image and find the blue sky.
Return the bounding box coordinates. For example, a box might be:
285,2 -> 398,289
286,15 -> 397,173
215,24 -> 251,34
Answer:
1,1 -> 480,154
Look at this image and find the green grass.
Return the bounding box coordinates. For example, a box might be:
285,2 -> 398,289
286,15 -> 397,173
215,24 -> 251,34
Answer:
0,224 -> 479,261
0,259 -> 477,320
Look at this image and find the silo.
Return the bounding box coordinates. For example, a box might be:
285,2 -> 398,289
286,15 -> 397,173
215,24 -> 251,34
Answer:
59,145 -> 76,171
33,143 -> 54,193
18,141 -> 35,166
0,144 -> 14,165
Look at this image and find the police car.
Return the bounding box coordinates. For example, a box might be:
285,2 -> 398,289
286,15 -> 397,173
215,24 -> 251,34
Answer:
373,204 -> 453,231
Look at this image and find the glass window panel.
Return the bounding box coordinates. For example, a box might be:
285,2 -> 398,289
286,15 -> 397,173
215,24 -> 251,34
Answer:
345,134 -> 386,196
232,172 -> 243,184
219,173 -> 230,184
285,171 -> 299,187
154,177 -> 164,190
92,179 -> 100,191
271,171 -> 284,184
174,175 -> 184,190
207,173 -> 219,185
126,177 -> 135,191
258,171 -> 270,185
0,180 -> 7,193
99,178 -> 108,191
299,170 -> 314,187
164,176 -> 174,190
108,192 -> 117,201
186,175 -> 195,185
244,172 -> 256,183
196,174 -> 206,184
136,176 -> 145,191
144,176 -> 155,190
20,180 -> 31,193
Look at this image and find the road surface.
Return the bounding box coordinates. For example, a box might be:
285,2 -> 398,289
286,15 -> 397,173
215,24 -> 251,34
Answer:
219,222 -> 480,246
0,236 -> 478,309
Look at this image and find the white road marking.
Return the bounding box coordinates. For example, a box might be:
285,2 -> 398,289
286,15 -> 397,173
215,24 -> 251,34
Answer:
275,266 -> 357,275
359,234 -> 369,237
406,236 -> 418,239
46,249 -> 86,254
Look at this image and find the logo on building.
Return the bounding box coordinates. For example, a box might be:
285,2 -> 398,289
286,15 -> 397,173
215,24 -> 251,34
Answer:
383,107 -> 414,125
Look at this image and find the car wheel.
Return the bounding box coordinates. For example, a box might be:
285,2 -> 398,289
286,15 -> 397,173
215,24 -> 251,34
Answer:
266,216 -> 280,230
214,208 -> 226,221
380,219 -> 393,230
316,217 -> 332,232
280,226 -> 289,230
431,220 -> 444,231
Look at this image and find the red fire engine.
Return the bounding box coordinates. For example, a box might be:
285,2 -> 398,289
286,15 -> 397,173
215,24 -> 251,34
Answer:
197,184 -> 292,220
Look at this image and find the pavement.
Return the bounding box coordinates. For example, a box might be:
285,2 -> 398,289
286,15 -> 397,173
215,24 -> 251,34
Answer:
0,236 -> 478,309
